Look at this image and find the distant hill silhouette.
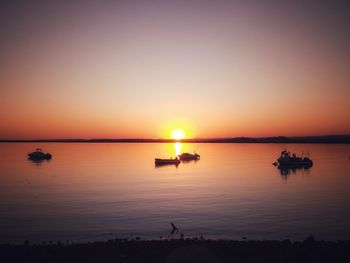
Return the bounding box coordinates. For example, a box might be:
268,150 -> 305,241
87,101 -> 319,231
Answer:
1,135 -> 350,143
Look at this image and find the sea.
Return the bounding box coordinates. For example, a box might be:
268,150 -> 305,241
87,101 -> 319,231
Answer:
0,143 -> 349,243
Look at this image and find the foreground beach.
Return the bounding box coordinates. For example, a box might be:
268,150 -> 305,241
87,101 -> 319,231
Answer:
1,238 -> 350,263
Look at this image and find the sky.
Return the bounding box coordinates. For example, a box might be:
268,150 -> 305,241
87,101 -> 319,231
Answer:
0,0 -> 349,139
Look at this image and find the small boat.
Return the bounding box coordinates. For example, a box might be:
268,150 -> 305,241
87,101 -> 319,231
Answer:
178,153 -> 200,161
155,157 -> 180,166
274,150 -> 313,167
28,148 -> 52,161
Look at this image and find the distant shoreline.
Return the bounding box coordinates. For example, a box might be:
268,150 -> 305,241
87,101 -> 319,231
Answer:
1,135 -> 350,143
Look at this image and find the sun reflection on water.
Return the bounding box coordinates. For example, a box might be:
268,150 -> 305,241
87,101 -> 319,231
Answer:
174,142 -> 182,156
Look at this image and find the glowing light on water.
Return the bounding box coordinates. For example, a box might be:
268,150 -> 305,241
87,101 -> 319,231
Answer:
174,142 -> 182,156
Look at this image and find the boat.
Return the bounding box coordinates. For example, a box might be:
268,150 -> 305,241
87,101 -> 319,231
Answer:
155,157 -> 180,166
274,150 -> 313,167
178,153 -> 200,161
28,148 -> 52,161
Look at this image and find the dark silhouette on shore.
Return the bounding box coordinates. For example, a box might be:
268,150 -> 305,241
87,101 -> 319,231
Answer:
1,237 -> 350,263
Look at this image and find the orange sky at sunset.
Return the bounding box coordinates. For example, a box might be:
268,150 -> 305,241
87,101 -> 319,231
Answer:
0,1 -> 349,139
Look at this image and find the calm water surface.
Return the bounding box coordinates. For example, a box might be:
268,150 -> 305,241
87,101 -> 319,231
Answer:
0,143 -> 350,243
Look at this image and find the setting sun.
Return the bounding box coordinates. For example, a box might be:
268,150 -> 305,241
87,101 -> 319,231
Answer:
171,129 -> 185,140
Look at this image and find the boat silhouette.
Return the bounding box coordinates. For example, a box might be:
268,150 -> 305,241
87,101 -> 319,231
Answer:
274,150 -> 313,167
178,153 -> 200,161
28,148 -> 52,161
155,157 -> 180,166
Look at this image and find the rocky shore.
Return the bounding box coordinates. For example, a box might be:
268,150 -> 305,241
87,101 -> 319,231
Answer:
1,237 -> 350,263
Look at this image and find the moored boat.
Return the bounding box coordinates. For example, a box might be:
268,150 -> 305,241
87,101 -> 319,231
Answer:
155,157 -> 180,166
274,150 -> 313,167
178,153 -> 200,161
28,148 -> 52,161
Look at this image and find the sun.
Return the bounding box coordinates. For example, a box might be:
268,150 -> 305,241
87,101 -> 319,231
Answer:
171,129 -> 185,140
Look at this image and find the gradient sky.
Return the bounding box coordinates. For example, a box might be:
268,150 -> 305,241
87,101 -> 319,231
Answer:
1,0 -> 349,139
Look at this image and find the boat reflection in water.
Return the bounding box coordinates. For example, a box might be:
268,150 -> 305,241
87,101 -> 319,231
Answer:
277,164 -> 312,178
28,158 -> 52,166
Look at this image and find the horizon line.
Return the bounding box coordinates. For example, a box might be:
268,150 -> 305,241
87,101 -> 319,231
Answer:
1,134 -> 350,143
